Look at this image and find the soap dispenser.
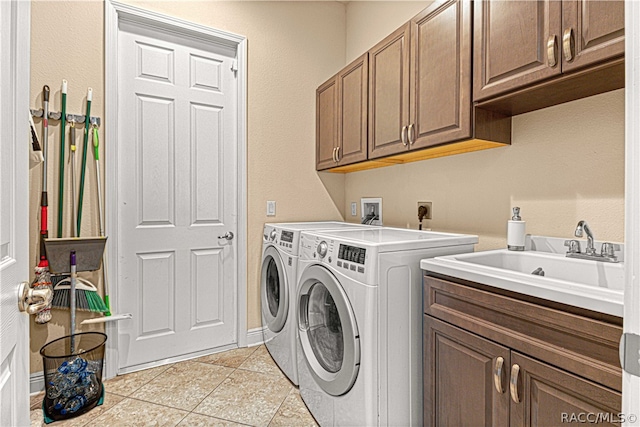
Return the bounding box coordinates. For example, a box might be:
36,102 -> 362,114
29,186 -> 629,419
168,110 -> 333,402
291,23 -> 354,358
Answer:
507,207 -> 526,251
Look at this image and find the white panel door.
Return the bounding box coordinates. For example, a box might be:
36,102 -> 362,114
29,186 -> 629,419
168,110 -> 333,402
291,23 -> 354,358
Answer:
117,20 -> 238,370
0,0 -> 30,424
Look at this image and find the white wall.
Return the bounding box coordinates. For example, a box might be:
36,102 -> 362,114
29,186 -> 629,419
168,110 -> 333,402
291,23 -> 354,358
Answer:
344,89 -> 625,249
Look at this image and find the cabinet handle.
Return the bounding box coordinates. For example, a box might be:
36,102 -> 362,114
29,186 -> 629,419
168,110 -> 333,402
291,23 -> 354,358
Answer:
408,124 -> 415,145
336,146 -> 341,162
332,147 -> 337,162
547,35 -> 557,67
510,364 -> 521,403
563,28 -> 574,62
493,357 -> 505,393
400,125 -> 408,147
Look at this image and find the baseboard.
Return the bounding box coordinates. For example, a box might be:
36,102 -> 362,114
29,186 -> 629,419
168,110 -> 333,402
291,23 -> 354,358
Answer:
30,371 -> 45,395
246,326 -> 266,347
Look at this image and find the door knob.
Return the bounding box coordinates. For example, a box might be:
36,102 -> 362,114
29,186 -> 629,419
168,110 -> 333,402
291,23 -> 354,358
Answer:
17,281 -> 52,315
218,231 -> 234,241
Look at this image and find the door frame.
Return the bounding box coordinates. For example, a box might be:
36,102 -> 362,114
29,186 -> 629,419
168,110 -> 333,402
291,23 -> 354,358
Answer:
623,1 -> 640,421
104,0 -> 247,379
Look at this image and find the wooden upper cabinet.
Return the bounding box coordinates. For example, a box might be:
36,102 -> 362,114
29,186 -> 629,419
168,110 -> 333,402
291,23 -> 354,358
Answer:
474,0 -> 562,101
474,0 -> 624,102
316,76 -> 338,170
368,23 -> 411,160
410,0 -> 472,149
561,0 -> 625,73
337,53 -> 368,166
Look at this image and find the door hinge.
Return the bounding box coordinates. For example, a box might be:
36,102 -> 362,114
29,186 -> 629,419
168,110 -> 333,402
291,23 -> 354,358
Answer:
620,333 -> 640,377
231,59 -> 238,75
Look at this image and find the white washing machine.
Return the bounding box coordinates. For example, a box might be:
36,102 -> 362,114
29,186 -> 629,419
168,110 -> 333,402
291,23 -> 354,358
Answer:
260,222 -> 377,386
295,227 -> 478,426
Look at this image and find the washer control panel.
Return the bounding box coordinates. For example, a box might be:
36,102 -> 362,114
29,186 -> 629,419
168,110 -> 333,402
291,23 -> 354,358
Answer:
300,233 -> 374,282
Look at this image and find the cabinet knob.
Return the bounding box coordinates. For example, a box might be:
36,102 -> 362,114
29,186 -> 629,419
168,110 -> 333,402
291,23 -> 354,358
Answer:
547,35 -> 558,67
493,356 -> 505,394
510,363 -> 521,403
563,28 -> 575,62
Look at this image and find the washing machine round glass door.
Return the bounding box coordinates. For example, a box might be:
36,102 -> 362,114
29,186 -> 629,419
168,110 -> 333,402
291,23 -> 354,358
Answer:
261,246 -> 288,333
298,265 -> 360,396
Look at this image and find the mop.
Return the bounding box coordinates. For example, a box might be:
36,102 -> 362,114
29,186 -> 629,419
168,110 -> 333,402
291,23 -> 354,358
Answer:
32,85 -> 53,324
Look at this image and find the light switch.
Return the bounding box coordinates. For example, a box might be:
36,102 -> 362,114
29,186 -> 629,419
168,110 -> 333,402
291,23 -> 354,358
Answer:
267,201 -> 276,216
351,202 -> 357,216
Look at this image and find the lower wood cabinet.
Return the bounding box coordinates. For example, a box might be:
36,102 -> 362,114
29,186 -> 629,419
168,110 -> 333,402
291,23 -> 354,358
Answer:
423,275 -> 623,427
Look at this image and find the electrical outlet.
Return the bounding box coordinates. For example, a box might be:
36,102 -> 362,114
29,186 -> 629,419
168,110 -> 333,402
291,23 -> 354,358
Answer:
351,202 -> 357,216
267,201 -> 276,216
418,201 -> 432,220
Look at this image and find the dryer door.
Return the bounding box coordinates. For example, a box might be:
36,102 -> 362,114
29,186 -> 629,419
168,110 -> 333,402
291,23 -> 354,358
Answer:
298,265 -> 360,396
261,246 -> 289,333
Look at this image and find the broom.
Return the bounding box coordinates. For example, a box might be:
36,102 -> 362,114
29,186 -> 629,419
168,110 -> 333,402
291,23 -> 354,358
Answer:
51,275 -> 108,313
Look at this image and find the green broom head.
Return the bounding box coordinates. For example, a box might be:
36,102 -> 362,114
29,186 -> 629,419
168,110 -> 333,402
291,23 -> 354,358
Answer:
51,275 -> 108,313
85,290 -> 109,313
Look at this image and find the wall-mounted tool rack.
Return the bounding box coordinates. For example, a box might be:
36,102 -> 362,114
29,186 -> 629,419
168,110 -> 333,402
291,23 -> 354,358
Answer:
30,109 -> 101,127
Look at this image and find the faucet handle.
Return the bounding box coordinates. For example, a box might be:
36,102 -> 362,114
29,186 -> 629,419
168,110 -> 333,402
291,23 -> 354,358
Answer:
601,242 -> 620,258
564,239 -> 581,254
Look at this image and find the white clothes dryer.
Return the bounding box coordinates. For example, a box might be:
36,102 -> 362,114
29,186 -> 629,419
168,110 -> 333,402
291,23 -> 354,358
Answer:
260,222 -> 377,386
295,227 -> 478,426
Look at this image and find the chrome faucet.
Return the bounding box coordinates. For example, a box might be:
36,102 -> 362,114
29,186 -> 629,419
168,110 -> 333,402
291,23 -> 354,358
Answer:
564,220 -> 620,262
574,220 -> 596,255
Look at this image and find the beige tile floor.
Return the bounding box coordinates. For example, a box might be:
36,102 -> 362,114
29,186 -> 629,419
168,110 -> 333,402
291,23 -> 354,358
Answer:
30,345 -> 318,427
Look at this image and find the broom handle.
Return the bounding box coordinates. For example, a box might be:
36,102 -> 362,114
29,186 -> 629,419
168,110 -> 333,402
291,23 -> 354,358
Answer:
70,122 -> 77,238
93,127 -> 111,315
57,80 -> 67,238
77,88 -> 92,236
70,251 -> 77,353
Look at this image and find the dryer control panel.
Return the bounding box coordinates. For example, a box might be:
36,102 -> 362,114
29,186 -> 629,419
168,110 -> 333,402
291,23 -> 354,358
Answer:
263,225 -> 301,256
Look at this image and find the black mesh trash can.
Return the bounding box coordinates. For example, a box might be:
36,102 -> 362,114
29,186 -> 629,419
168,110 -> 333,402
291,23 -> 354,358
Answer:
40,332 -> 106,422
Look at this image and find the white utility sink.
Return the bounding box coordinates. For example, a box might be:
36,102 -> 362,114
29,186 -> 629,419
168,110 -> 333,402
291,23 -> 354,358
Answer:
421,248 -> 624,317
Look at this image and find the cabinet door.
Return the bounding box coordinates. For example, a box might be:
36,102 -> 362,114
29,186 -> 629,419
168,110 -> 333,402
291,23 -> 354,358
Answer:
509,352 -> 622,427
337,53 -> 368,166
425,316 -> 510,427
561,0 -> 624,73
410,0 -> 472,149
473,0 -> 562,101
368,23 -> 411,159
316,76 -> 338,170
